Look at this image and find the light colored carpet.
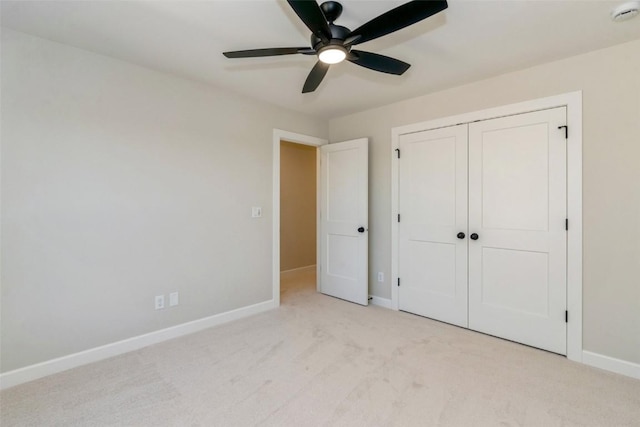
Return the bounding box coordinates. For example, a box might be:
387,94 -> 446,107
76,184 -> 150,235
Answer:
2,267 -> 640,426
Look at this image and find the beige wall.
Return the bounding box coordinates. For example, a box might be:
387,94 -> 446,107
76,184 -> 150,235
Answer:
329,39 -> 640,365
280,141 -> 316,271
0,29 -> 327,372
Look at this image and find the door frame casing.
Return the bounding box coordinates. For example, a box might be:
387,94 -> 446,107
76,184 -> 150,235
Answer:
390,91 -> 583,362
273,129 -> 328,307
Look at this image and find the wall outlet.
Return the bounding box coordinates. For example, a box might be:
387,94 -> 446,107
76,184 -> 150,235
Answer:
169,292 -> 179,307
155,295 -> 165,310
252,206 -> 262,218
377,272 -> 384,282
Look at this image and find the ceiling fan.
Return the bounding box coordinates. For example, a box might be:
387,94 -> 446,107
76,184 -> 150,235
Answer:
223,0 -> 448,93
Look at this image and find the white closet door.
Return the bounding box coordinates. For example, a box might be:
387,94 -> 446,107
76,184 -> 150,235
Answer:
468,107 -> 567,354
319,138 -> 369,306
398,125 -> 469,327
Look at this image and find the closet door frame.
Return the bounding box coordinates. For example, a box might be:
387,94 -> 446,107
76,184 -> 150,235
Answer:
390,91 -> 583,362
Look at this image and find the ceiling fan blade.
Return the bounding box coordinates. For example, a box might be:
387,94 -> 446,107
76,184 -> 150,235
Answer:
348,50 -> 410,75
287,0 -> 332,43
348,0 -> 448,46
223,47 -> 314,58
302,61 -> 330,93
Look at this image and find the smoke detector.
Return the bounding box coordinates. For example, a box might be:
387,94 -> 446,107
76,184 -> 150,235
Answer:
611,1 -> 640,22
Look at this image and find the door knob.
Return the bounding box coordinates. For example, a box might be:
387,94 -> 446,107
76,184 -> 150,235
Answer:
357,227 -> 365,233
457,232 -> 465,239
470,233 -> 479,240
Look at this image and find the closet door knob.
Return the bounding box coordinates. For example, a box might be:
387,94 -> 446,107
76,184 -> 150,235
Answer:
470,233 -> 479,240
357,227 -> 365,233
457,232 -> 465,239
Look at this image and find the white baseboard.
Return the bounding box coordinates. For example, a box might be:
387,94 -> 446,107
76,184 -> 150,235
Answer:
582,350 -> 640,380
280,264 -> 316,274
369,295 -> 393,309
0,299 -> 277,390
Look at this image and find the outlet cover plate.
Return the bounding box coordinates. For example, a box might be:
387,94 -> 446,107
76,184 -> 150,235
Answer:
155,295 -> 165,310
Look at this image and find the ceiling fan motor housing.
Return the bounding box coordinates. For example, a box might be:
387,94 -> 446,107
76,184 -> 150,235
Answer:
311,24 -> 351,50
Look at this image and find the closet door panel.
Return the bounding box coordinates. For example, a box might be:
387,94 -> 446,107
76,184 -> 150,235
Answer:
398,125 -> 468,327
468,107 -> 567,355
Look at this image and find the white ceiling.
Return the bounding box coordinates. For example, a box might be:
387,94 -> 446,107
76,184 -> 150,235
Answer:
2,0 -> 640,119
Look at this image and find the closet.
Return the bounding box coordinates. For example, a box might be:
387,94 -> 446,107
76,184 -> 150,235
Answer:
398,107 -> 567,354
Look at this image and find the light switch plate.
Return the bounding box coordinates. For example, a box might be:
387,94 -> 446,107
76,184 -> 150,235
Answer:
169,292 -> 179,307
252,207 -> 262,218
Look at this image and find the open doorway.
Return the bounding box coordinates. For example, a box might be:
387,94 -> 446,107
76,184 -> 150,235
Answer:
280,141 -> 316,272
272,129 -> 327,307
280,140 -> 317,300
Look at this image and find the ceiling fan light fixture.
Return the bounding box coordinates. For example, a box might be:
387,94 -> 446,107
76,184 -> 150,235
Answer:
223,0 -> 449,92
318,46 -> 347,64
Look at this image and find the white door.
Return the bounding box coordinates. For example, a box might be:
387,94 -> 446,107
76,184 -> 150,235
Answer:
398,125 -> 467,327
319,138 -> 368,305
398,125 -> 469,327
468,107 -> 567,354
